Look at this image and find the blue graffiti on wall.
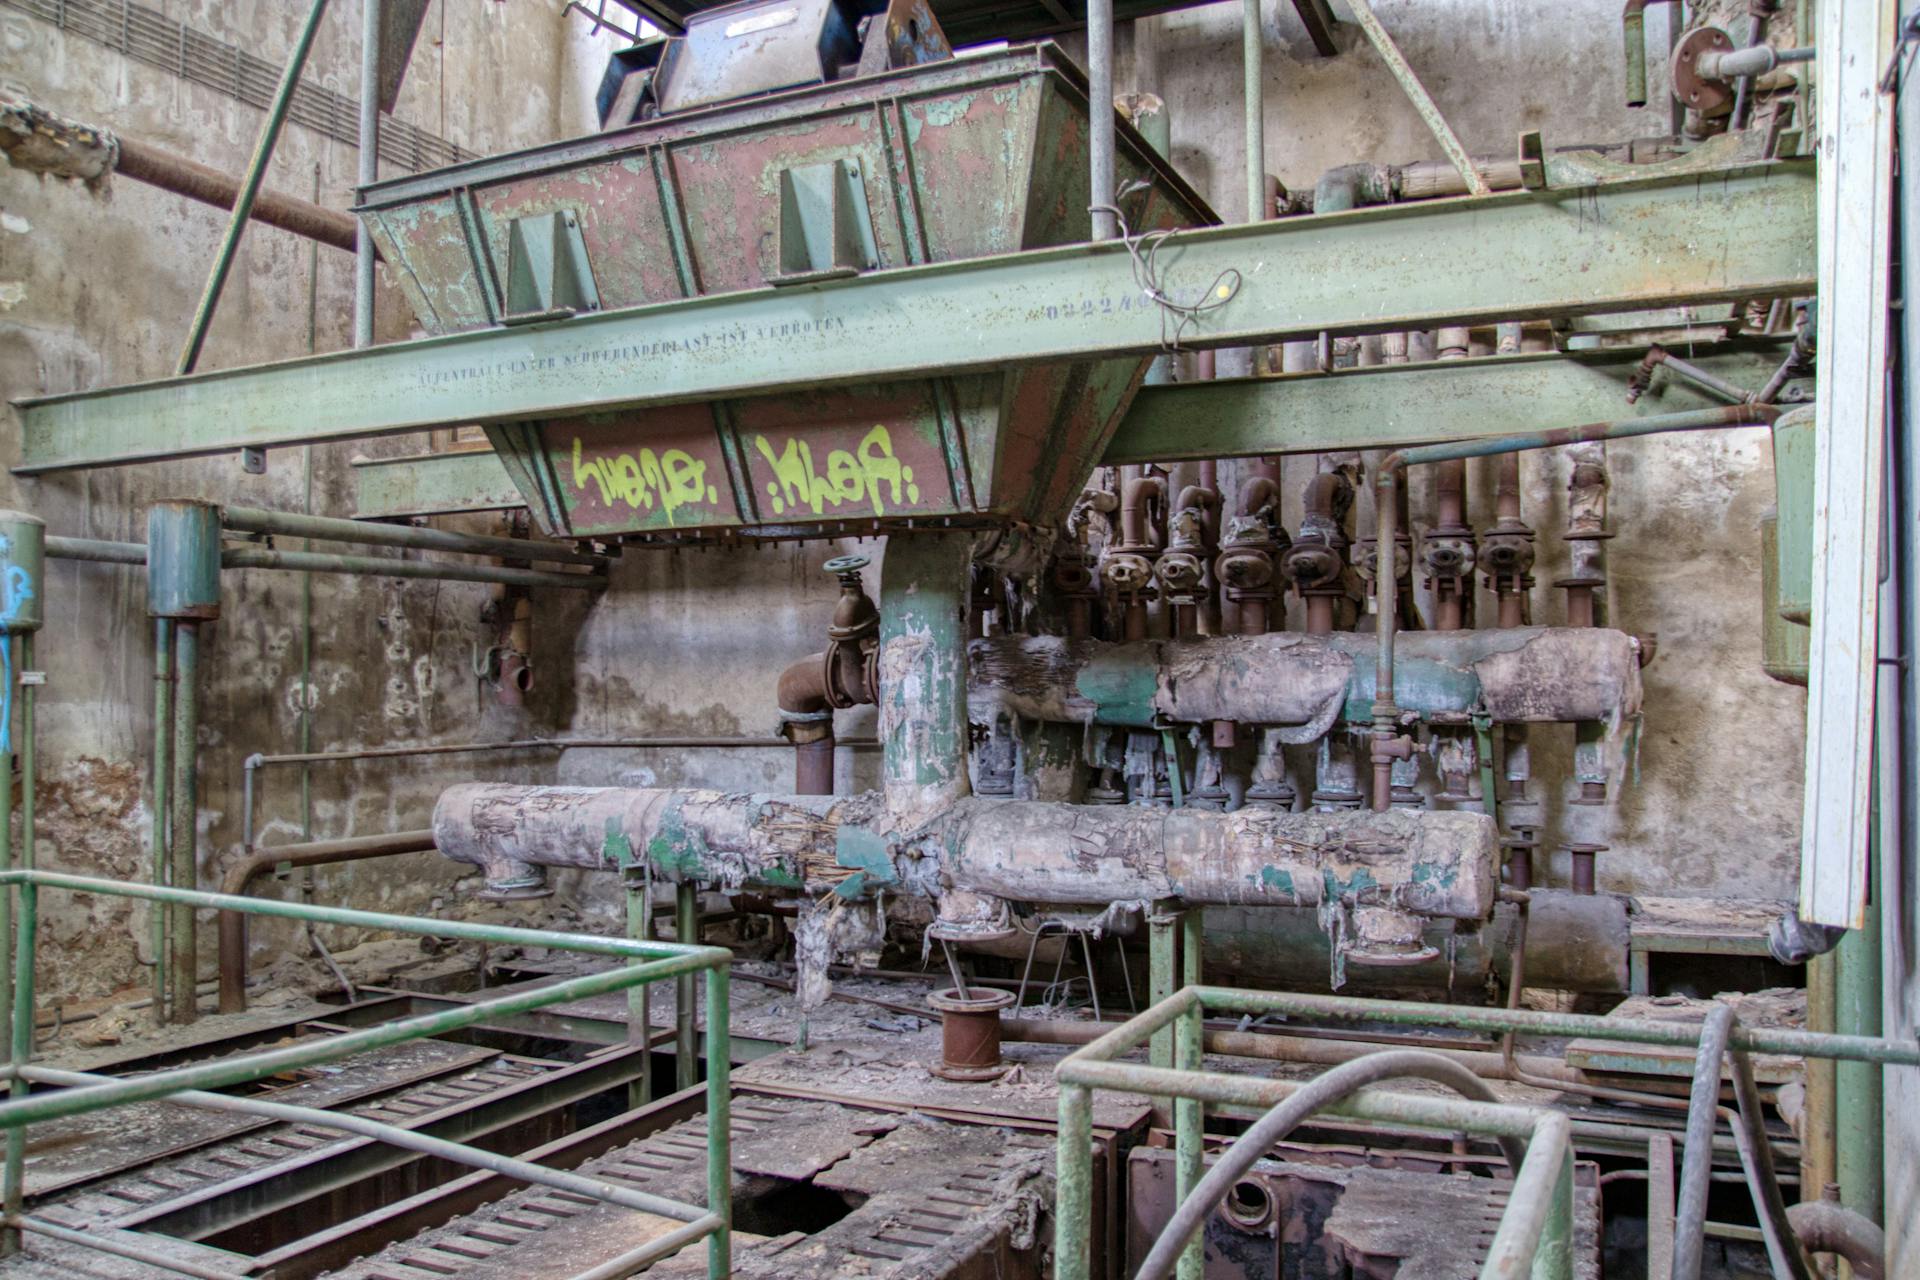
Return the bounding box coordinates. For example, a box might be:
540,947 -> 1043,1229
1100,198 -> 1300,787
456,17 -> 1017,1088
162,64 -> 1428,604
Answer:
0,534 -> 33,754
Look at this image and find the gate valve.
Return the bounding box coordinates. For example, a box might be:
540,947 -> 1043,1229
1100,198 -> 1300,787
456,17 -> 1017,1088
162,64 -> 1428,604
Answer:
1214,514 -> 1278,592
1419,525 -> 1477,584
1479,521 -> 1536,578
1282,514 -> 1345,591
1154,507 -> 1209,601
1099,547 -> 1155,595
822,554 -> 880,708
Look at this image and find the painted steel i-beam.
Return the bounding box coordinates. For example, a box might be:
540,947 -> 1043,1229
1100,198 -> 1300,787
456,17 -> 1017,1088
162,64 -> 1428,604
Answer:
13,160 -> 1814,475
350,342 -> 1797,519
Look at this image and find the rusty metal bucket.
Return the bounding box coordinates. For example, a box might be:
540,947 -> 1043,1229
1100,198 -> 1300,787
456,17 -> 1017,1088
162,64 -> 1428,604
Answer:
357,42 -> 1216,541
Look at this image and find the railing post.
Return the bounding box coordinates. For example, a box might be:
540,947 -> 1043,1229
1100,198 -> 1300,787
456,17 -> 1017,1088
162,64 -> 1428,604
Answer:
676,882 -> 699,1092
626,871 -> 653,1110
150,619 -> 172,1024
705,961 -> 731,1279
1175,918 -> 1205,1280
1054,1082 -> 1094,1280
1531,1138 -> 1576,1280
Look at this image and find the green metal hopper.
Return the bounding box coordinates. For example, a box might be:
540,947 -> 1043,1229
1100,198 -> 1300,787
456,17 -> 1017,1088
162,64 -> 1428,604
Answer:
357,42 -> 1215,542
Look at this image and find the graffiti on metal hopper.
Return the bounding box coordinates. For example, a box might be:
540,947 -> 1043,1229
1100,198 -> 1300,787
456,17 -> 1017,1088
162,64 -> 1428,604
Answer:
570,438 -> 720,525
753,425 -> 921,517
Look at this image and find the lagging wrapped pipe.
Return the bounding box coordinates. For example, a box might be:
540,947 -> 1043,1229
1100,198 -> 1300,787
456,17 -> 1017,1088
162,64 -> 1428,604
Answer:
432,785 -> 1499,924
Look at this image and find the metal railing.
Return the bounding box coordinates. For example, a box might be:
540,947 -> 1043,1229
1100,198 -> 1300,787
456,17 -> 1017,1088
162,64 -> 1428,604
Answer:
0,869 -> 734,1280
1052,985 -> 1577,1280
1052,984 -> 1920,1280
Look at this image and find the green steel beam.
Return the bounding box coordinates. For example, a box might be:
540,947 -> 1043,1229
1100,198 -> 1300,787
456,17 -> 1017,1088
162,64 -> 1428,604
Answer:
17,160 -> 1814,476
351,344 -> 1797,519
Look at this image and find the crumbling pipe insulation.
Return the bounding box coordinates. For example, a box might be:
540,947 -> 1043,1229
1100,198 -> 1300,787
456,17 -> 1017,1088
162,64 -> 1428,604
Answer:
433,785 -> 1498,924
965,627 -> 1643,733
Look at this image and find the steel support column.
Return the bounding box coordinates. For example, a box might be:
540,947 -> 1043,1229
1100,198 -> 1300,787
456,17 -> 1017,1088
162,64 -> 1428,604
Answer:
17,161 -> 1816,475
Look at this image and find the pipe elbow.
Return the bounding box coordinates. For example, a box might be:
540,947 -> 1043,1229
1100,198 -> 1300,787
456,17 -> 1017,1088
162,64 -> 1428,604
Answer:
1235,476 -> 1279,518
1786,1202 -> 1884,1280
778,652 -> 834,744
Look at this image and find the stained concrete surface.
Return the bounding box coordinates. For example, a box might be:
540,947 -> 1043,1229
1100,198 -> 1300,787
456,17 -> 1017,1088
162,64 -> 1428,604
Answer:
0,2 -> 1807,1007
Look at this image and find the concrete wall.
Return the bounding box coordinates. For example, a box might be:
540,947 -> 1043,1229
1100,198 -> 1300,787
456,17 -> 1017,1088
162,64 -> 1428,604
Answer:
0,0 -> 1807,1009
0,0 -> 603,1002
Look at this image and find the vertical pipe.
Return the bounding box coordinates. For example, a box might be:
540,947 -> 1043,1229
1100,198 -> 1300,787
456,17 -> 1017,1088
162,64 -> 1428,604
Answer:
879,535 -> 973,824
1088,0 -> 1116,241
5,635 -> 33,1242
1243,0 -> 1264,223
354,0 -> 382,348
1836,858 -> 1884,1221
0,640 -> 13,1258
170,623 -> 201,1024
1149,902 -> 1179,1075
178,0 -> 334,374
676,881 -> 699,1093
150,619 -> 172,1025
1372,470 -> 1400,811
627,876 -> 653,1111
1804,950 -> 1838,1199
1054,1083 -> 1094,1280
704,963 -> 731,1280
1174,917 -> 1204,1280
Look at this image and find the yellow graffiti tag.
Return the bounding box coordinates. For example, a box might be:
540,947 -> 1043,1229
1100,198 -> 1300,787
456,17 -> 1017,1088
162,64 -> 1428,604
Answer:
753,425 -> 923,518
570,437 -> 720,525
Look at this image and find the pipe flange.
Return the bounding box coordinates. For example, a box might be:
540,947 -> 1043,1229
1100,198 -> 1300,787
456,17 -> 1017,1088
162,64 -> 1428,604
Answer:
927,986 -> 1016,1083
1672,24 -> 1737,116
1346,940 -> 1442,967
478,871 -> 554,902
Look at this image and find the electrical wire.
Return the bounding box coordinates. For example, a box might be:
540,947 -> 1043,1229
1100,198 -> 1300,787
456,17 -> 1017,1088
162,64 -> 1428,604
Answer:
1090,181 -> 1244,351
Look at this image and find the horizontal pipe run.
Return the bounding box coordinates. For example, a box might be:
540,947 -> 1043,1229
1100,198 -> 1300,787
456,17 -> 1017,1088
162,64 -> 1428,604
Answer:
50,538 -> 607,589
220,545 -> 603,590
17,1064 -> 713,1224
1195,988 -> 1920,1067
45,536 -> 146,565
4,1215 -> 246,1280
221,505 -> 606,567
218,831 -> 438,1015
1383,405 -> 1779,472
247,736 -> 881,769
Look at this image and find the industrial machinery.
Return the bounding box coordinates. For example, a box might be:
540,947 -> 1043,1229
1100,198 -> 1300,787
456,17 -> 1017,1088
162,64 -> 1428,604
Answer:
0,0 -> 1907,1277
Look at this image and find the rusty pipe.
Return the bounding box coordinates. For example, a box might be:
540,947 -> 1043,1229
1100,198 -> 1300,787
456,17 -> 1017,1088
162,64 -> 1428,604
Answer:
777,652 -> 837,795
0,100 -> 359,252
218,830 -> 437,1014
1119,473 -> 1167,549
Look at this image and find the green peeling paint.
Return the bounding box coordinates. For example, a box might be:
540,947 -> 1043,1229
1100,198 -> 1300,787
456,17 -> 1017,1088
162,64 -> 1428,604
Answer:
834,825 -> 898,891
1259,866 -> 1296,895
1322,866 -> 1381,902
1411,861 -> 1458,890
645,796 -> 711,878
1075,650 -> 1158,727
1342,656 -> 1481,724
603,818 -> 635,869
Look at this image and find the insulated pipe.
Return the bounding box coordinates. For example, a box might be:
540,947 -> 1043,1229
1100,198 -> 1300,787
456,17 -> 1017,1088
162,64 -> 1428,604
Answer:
217,831 -> 437,1015
1369,404 -> 1779,804
965,629 -> 1645,729
432,786 -> 1500,922
1136,1051 -> 1528,1280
